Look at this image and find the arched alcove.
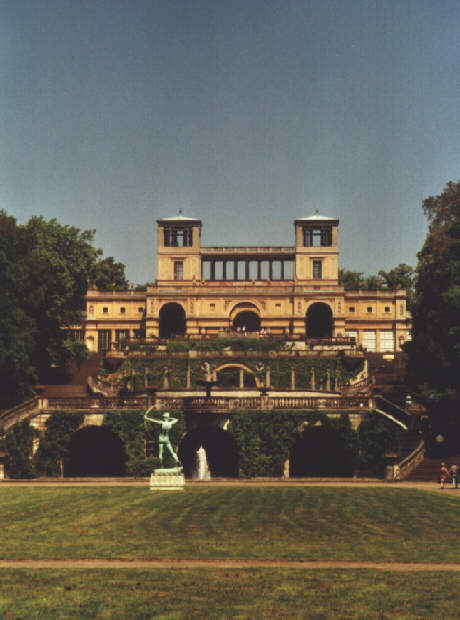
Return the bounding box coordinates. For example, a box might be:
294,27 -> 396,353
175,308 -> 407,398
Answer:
306,303 -> 333,338
216,364 -> 258,388
159,302 -> 186,338
66,426 -> 125,477
289,425 -> 354,477
178,427 -> 238,478
233,311 -> 261,332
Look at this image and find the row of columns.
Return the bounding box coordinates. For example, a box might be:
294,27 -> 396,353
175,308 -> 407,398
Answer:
202,258 -> 294,281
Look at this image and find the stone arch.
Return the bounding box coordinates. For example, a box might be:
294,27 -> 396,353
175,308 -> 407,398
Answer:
215,363 -> 260,388
65,426 -> 126,477
230,302 -> 261,332
159,302 -> 186,338
178,427 -> 238,478
305,302 -> 333,338
289,424 -> 354,477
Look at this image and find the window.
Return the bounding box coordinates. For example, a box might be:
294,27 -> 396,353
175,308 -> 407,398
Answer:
138,307 -> 144,313
164,227 -> 192,247
345,330 -> 358,344
174,261 -> 184,280
367,306 -> 373,313
120,307 -> 126,314
349,306 -> 355,313
362,330 -> 376,351
380,331 -> 395,352
384,306 -> 391,313
303,227 -> 332,247
210,303 -> 215,310
312,260 -> 322,280
102,307 -> 108,313
98,330 -> 112,352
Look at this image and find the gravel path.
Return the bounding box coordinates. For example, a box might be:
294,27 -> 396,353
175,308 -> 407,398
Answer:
0,559 -> 459,571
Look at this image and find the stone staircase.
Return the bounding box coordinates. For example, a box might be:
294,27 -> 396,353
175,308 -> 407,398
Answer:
405,454 -> 460,482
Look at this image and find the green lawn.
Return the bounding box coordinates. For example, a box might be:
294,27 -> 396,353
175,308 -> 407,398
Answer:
0,569 -> 459,619
1,486 -> 460,619
0,487 -> 459,562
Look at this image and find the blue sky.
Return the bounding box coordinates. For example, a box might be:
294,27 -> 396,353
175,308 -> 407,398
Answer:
1,0 -> 459,284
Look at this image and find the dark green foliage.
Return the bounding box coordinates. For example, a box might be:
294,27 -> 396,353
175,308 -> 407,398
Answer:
405,181 -> 460,426
229,410 -> 358,478
357,412 -> 400,477
103,410 -> 186,475
0,210 -> 128,403
117,355 -> 363,392
34,412 -> 84,477
3,420 -> 37,479
339,265 -> 415,307
90,256 -> 129,291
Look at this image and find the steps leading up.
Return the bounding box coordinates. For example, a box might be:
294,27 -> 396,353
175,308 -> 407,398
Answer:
405,455 -> 460,482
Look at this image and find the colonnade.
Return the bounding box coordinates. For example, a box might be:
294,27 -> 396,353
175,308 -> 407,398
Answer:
202,258 -> 294,281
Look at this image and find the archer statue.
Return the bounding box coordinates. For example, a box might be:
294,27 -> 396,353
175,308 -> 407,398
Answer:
144,406 -> 181,469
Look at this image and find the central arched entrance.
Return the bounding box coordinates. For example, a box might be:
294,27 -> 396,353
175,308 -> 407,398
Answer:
66,426 -> 125,477
159,303 -> 186,338
290,425 -> 354,477
178,428 -> 238,478
216,364 -> 258,388
306,303 -> 333,338
230,302 -> 261,333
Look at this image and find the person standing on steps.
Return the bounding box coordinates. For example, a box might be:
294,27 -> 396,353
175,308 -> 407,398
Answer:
439,462 -> 450,489
450,463 -> 458,489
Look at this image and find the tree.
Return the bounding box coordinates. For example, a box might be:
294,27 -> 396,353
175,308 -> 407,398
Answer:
0,211 -> 128,403
0,214 -> 36,408
339,269 -> 364,290
378,264 -> 416,309
17,217 -> 101,380
91,256 -> 129,291
406,181 -> 460,426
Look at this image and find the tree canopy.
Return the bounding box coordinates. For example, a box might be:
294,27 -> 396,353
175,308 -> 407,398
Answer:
405,181 -> 460,424
0,211 -> 127,408
339,265 -> 415,307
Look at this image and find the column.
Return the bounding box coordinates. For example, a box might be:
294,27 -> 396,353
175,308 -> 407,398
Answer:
245,260 -> 250,281
210,260 -> 216,281
281,260 -> 285,280
269,260 -> 273,281
239,368 -> 245,388
257,260 -> 261,281
222,260 -> 227,281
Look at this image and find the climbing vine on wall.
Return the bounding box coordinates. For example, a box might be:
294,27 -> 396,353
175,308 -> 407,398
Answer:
34,412 -> 84,477
114,355 -> 364,392
103,409 -> 186,476
2,419 -> 38,479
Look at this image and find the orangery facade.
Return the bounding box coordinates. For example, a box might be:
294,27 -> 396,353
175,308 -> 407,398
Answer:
81,211 -> 411,353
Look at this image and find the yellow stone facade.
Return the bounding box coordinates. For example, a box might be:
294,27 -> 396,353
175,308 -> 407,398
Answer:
82,212 -> 411,353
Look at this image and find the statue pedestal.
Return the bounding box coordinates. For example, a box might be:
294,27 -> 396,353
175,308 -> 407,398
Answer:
150,471 -> 185,490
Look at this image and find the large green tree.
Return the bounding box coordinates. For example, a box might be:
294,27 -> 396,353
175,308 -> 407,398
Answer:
90,256 -> 129,291
406,181 -> 460,423
0,211 -> 128,405
0,215 -> 36,407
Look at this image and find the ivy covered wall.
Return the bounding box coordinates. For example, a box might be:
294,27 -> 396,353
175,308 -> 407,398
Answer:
109,355 -> 364,392
1,408 -> 403,479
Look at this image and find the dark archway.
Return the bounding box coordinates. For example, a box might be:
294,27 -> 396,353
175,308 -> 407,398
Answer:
306,303 -> 333,338
290,425 -> 354,477
178,427 -> 238,478
159,303 -> 186,338
217,366 -> 257,388
66,426 -> 125,477
233,311 -> 261,332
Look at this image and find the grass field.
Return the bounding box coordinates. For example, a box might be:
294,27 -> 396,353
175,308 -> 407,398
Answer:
0,486 -> 459,618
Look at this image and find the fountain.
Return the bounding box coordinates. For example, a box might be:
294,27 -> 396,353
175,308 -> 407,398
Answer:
193,445 -> 211,480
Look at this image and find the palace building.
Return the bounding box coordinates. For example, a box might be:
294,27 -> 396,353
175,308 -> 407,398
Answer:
81,211 -> 411,353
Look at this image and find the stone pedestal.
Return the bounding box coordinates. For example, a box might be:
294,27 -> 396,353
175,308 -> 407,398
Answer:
149,472 -> 185,490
